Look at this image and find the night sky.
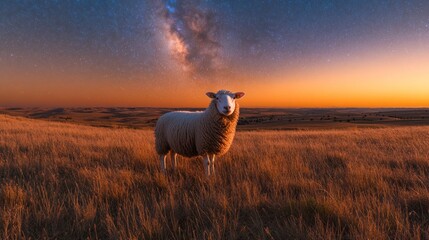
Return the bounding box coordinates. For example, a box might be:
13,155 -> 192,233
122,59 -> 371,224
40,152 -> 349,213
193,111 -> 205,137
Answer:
1,0 -> 428,107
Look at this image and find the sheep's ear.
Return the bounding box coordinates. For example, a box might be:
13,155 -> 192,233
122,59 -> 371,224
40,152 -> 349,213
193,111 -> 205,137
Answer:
206,92 -> 216,98
234,92 -> 245,99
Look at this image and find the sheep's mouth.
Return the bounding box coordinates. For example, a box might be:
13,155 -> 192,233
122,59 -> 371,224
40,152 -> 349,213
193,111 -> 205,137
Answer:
222,110 -> 232,116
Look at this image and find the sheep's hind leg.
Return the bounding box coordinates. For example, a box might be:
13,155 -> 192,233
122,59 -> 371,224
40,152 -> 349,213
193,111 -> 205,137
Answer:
159,155 -> 167,173
171,152 -> 177,170
209,154 -> 216,176
203,155 -> 210,177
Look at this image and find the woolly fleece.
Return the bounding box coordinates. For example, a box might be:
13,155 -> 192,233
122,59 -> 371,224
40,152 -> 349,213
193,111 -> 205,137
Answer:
155,99 -> 239,157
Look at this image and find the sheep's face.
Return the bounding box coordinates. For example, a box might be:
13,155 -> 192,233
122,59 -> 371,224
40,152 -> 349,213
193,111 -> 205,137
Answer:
206,91 -> 245,116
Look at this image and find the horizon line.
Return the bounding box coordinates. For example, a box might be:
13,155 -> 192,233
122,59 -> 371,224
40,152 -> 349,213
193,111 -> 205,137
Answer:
1,106 -> 429,110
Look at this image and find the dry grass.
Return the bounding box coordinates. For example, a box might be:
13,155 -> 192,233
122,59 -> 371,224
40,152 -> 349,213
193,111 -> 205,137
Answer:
1,114 -> 429,239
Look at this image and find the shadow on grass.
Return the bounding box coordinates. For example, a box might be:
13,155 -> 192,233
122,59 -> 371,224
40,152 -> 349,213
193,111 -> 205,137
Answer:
236,198 -> 353,239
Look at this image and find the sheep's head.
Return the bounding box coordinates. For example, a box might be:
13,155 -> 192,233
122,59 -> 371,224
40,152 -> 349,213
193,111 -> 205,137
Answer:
206,90 -> 245,116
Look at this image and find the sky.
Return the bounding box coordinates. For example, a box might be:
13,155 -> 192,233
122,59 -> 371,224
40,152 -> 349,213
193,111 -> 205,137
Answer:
0,0 -> 428,108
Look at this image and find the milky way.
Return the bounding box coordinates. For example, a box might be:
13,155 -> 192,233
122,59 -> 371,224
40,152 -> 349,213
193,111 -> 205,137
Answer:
1,0 -> 428,79
161,0 -> 221,79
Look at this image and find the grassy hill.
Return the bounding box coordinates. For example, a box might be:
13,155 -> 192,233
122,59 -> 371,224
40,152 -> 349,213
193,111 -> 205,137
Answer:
2,107 -> 429,130
0,114 -> 428,239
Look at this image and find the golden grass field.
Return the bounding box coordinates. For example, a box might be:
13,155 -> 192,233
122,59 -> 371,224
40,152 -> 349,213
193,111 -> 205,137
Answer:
1,114 -> 429,239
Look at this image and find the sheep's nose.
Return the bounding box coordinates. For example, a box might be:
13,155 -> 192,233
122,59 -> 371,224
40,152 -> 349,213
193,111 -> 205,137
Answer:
224,106 -> 231,111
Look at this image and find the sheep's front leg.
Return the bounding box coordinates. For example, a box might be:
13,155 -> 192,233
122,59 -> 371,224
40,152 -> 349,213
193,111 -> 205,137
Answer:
159,155 -> 167,173
203,155 -> 210,177
209,154 -> 216,176
171,152 -> 177,170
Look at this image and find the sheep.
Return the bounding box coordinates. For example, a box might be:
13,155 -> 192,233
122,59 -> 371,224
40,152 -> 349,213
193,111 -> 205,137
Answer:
154,90 -> 245,176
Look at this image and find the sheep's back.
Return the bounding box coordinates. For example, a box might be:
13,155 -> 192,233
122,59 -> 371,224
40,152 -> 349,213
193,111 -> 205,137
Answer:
156,111 -> 201,157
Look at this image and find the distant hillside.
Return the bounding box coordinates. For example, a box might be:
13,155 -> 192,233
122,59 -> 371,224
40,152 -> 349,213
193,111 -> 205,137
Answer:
1,107 -> 429,130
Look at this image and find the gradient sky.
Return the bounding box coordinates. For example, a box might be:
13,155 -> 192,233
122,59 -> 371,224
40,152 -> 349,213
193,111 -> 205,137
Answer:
1,0 -> 428,107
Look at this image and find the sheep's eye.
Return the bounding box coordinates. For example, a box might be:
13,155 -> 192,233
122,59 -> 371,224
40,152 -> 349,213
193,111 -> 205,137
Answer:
216,97 -> 219,100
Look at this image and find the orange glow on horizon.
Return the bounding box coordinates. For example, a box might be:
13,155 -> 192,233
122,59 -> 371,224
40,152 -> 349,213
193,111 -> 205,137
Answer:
1,41 -> 428,108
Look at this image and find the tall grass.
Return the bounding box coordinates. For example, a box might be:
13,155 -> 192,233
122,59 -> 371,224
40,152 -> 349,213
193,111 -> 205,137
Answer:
0,114 -> 429,239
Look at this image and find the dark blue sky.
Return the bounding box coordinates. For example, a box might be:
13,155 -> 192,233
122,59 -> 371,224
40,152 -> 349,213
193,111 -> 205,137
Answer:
1,0 -> 428,73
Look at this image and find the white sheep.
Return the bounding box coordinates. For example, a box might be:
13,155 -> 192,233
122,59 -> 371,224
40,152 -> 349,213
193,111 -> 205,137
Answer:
154,90 -> 245,176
